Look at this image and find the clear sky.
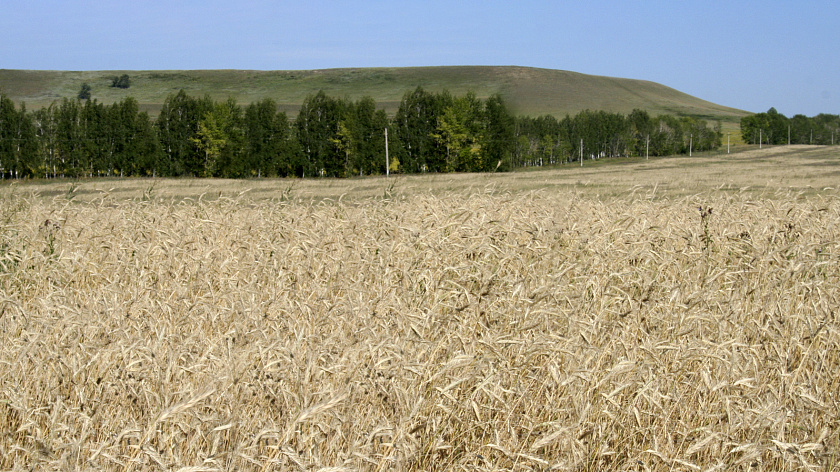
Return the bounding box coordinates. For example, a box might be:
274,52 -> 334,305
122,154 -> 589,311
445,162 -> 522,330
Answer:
2,0 -> 837,117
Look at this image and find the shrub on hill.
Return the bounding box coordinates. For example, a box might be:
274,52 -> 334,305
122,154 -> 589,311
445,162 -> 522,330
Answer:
111,74 -> 131,89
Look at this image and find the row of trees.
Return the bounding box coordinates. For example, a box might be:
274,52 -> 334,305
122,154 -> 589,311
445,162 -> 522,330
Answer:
0,94 -> 160,178
156,88 -> 518,178
513,109 -> 722,167
3,88 -> 733,179
1,89 -> 517,179
741,108 -> 840,145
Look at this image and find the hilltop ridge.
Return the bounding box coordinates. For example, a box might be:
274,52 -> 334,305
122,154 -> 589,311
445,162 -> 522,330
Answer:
0,66 -> 748,122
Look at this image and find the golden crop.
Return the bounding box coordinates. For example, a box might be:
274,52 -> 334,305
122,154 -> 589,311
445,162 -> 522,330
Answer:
1,183 -> 838,471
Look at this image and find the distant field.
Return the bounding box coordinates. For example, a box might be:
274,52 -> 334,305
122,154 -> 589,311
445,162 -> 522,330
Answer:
0,66 -> 750,124
7,144 -> 837,202
2,146 -> 837,470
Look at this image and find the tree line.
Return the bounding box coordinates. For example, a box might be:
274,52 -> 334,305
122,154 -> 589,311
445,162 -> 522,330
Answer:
741,108 -> 840,146
514,109 -> 722,167
2,88 -> 730,179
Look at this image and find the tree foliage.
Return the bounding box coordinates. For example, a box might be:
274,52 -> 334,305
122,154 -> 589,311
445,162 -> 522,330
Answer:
8,90 -> 817,181
741,108 -> 840,145
111,74 -> 131,89
243,98 -> 300,177
77,83 -> 92,100
0,95 -> 38,178
512,109 -> 722,166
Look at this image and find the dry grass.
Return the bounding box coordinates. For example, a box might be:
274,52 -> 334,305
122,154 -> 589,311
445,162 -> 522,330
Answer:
14,145 -> 840,204
1,150 -> 839,471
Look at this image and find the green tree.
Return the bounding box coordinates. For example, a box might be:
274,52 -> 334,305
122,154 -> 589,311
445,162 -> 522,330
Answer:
157,90 -> 213,176
296,91 -> 343,177
514,133 -> 534,167
244,98 -> 300,177
393,87 -> 449,173
459,91 -> 486,172
346,96 -> 388,175
331,120 -> 354,176
627,109 -> 653,157
191,98 -> 243,177
111,74 -> 131,89
192,115 -> 226,176
651,114 -> 685,155
0,94 -> 19,177
432,99 -> 470,172
430,92 -> 486,172
132,112 -> 163,176
740,109 -> 789,145
513,116 -> 539,167
0,95 -> 38,178
55,98 -> 85,176
78,83 -> 92,100
813,113 -> 840,144
106,97 -> 161,176
482,94 -> 515,171
80,98 -> 114,176
33,104 -> 60,177
682,116 -> 721,152
765,108 -> 789,144
789,114 -> 812,144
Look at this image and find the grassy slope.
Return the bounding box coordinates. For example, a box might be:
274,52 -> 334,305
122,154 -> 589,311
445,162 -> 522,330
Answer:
0,66 -> 749,124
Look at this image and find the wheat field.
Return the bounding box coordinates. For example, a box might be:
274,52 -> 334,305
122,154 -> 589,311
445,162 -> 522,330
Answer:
1,153 -> 839,470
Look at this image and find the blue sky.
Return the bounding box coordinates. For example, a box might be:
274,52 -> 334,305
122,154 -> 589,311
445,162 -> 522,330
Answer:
2,0 -> 838,116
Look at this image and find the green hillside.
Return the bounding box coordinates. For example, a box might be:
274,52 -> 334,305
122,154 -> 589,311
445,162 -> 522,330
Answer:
0,66 -> 748,122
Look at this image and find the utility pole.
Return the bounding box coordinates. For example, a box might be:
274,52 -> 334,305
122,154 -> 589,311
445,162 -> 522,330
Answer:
385,127 -> 389,177
689,134 -> 693,156
727,133 -> 730,154
759,129 -> 762,149
646,134 -> 649,160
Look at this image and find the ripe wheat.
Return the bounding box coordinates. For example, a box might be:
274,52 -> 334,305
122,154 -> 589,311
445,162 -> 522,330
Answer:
0,186 -> 838,471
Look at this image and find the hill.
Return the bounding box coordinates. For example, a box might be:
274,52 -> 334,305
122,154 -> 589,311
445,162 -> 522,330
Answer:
0,66 -> 748,123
